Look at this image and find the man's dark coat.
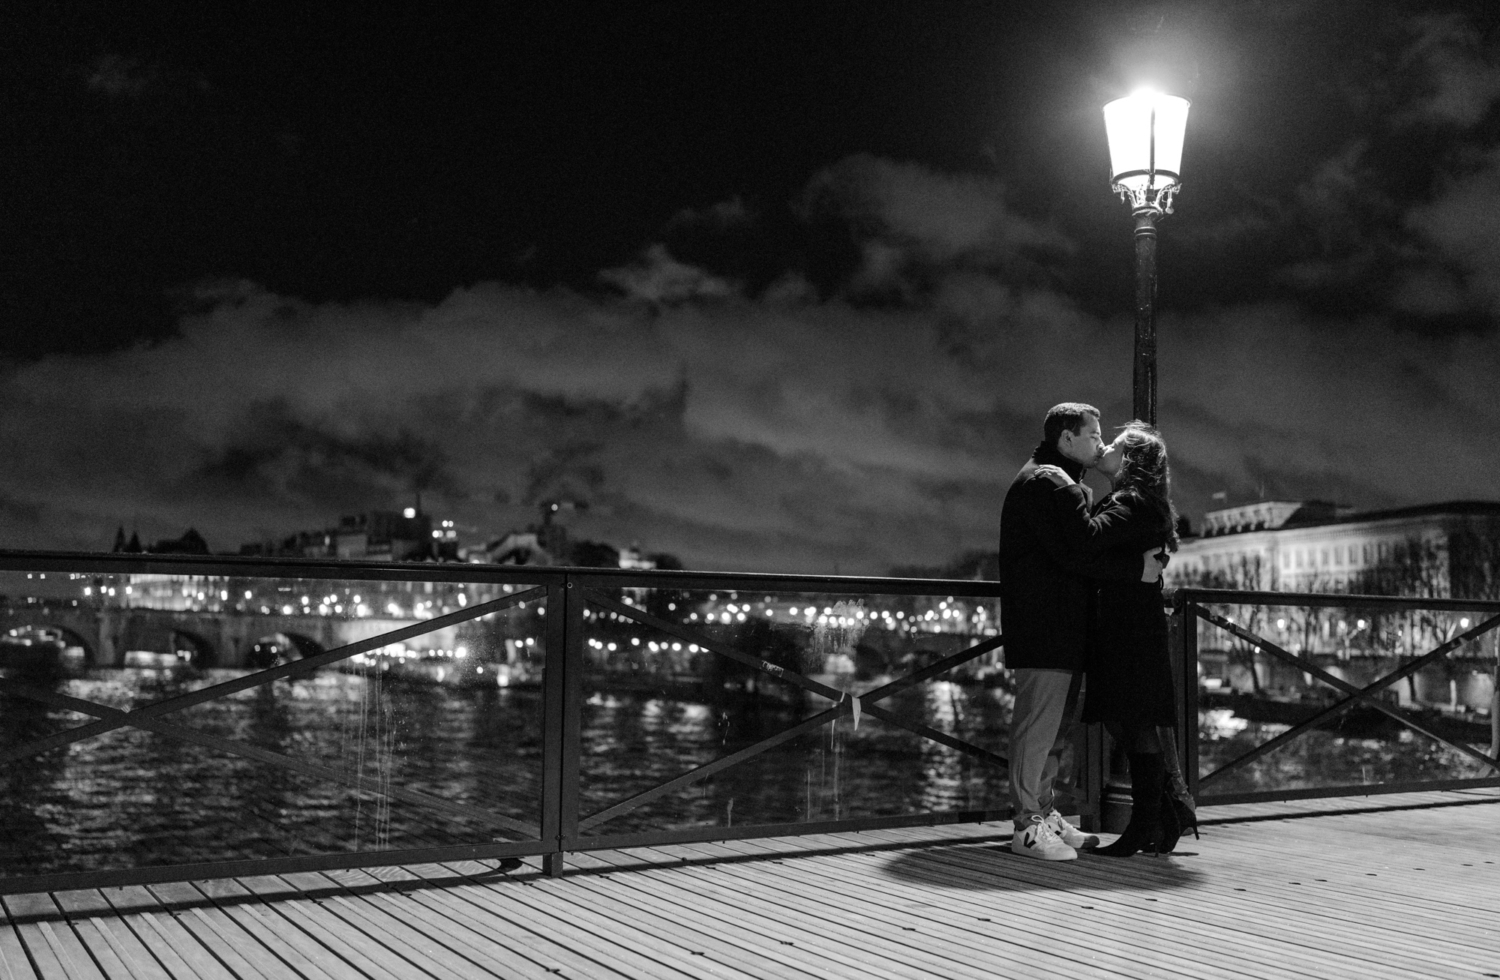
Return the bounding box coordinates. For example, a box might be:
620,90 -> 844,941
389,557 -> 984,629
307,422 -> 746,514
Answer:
998,441 -> 1145,671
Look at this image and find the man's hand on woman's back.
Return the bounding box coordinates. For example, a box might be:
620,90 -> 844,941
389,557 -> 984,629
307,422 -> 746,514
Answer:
1141,548 -> 1165,583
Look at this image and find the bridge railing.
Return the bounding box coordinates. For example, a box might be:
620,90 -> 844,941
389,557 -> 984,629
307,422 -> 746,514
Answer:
0,551 -> 1021,893
1169,587 -> 1500,806
13,558 -> 1494,892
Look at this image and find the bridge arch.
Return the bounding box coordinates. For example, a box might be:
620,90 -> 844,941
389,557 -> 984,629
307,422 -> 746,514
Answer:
244,631 -> 326,670
169,628 -> 218,668
3,622 -> 98,666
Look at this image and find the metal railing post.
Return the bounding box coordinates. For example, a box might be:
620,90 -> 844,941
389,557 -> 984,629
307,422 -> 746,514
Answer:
540,576 -> 577,876
1080,722 -> 1107,833
1179,593 -> 1200,799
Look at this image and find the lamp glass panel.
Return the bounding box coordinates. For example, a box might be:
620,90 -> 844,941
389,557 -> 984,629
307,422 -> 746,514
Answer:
1103,93 -> 1190,184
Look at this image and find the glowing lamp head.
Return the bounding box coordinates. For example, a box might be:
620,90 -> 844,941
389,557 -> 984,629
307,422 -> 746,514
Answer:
1103,89 -> 1190,211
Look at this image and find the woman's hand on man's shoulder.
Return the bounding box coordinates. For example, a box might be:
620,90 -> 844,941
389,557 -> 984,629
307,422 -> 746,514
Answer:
1033,464 -> 1075,487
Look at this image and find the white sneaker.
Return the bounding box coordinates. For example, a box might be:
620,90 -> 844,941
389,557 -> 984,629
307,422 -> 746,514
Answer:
1046,810 -> 1100,850
1011,815 -> 1078,861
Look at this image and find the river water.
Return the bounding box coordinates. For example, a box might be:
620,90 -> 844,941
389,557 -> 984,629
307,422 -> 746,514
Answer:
0,665 -> 1489,879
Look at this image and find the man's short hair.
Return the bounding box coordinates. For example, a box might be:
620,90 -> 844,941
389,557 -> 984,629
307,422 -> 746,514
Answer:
1043,403 -> 1100,445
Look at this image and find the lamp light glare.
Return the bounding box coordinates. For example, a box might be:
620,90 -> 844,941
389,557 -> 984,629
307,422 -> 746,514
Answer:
1103,90 -> 1190,210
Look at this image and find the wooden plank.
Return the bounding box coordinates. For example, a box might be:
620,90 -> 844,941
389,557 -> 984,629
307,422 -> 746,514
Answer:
333,866 -> 700,980
842,837 -> 1451,980
259,872 -> 476,980
303,867 -> 603,980
597,858 -> 1146,978
0,896 -> 40,980
232,875 -> 414,980
432,863 -> 834,980
519,873 -> 828,980
143,880 -> 296,980
281,868 -> 592,980
898,828 -> 1492,956
188,877 -> 369,980
847,828 -> 1498,976
0,912 -> 65,980
393,878 -> 648,980
577,847 -> 1148,980
97,886 -> 239,980
47,891 -> 168,980
443,855 -> 917,980
655,841 -> 1268,980
0,895 -> 103,980
0,920 -> 34,980
1190,822 -> 1500,930
556,857 -> 1044,980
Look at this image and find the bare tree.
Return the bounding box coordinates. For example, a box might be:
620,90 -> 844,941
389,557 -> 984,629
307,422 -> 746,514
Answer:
1177,553 -> 1270,695
1352,530 -> 1500,761
1448,528 -> 1500,766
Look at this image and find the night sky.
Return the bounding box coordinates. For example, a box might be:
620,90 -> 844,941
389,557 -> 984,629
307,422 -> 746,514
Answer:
3,1 -> 1499,573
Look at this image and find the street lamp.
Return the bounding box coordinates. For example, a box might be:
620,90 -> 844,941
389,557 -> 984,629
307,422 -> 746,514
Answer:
1103,90 -> 1190,426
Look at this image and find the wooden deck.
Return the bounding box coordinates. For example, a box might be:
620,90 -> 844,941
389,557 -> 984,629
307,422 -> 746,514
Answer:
4,789 -> 1498,980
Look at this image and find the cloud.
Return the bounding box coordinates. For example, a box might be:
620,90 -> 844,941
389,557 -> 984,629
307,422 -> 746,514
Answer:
599,244 -> 738,304
800,154 -> 1075,295
1161,303 -> 1500,509
5,242 -> 1497,572
0,273 -> 1048,570
1404,146 -> 1500,309
1395,14 -> 1500,128
667,196 -> 753,231
86,55 -> 158,99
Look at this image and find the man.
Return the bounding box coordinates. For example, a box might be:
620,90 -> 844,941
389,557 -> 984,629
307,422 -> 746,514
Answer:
999,403 -> 1164,861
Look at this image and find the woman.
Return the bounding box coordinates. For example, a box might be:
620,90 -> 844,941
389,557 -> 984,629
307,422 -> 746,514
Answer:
1039,421 -> 1196,856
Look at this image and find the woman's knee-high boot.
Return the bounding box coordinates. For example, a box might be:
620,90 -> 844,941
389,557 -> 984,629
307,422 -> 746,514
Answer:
1095,752 -> 1167,858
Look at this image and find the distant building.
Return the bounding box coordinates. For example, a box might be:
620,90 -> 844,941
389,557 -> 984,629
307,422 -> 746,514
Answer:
470,530 -> 555,565
113,526 -> 210,555
240,509 -> 458,562
1170,500 -> 1500,596
618,542 -> 657,570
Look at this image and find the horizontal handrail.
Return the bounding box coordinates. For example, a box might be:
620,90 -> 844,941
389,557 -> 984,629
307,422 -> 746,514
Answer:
0,549 -> 1004,596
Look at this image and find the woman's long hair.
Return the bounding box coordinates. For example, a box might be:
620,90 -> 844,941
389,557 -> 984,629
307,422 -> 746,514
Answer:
1114,421 -> 1180,551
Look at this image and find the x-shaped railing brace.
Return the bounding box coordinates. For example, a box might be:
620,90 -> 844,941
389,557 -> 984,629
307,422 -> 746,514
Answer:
1192,603 -> 1500,788
579,589 -> 1006,830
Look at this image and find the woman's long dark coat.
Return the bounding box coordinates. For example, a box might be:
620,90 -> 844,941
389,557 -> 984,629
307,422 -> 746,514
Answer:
1078,488 -> 1178,730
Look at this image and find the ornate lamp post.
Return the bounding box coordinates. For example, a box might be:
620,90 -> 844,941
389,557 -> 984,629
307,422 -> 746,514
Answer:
1103,90 -> 1190,426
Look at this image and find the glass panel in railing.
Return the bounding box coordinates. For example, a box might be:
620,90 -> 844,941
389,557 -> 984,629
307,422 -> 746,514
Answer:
577,585 -> 1006,836
1192,599 -> 1345,776
0,569 -> 546,879
1196,599 -> 1500,796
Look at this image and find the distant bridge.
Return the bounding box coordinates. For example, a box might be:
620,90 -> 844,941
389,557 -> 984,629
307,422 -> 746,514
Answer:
0,604 -> 449,668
